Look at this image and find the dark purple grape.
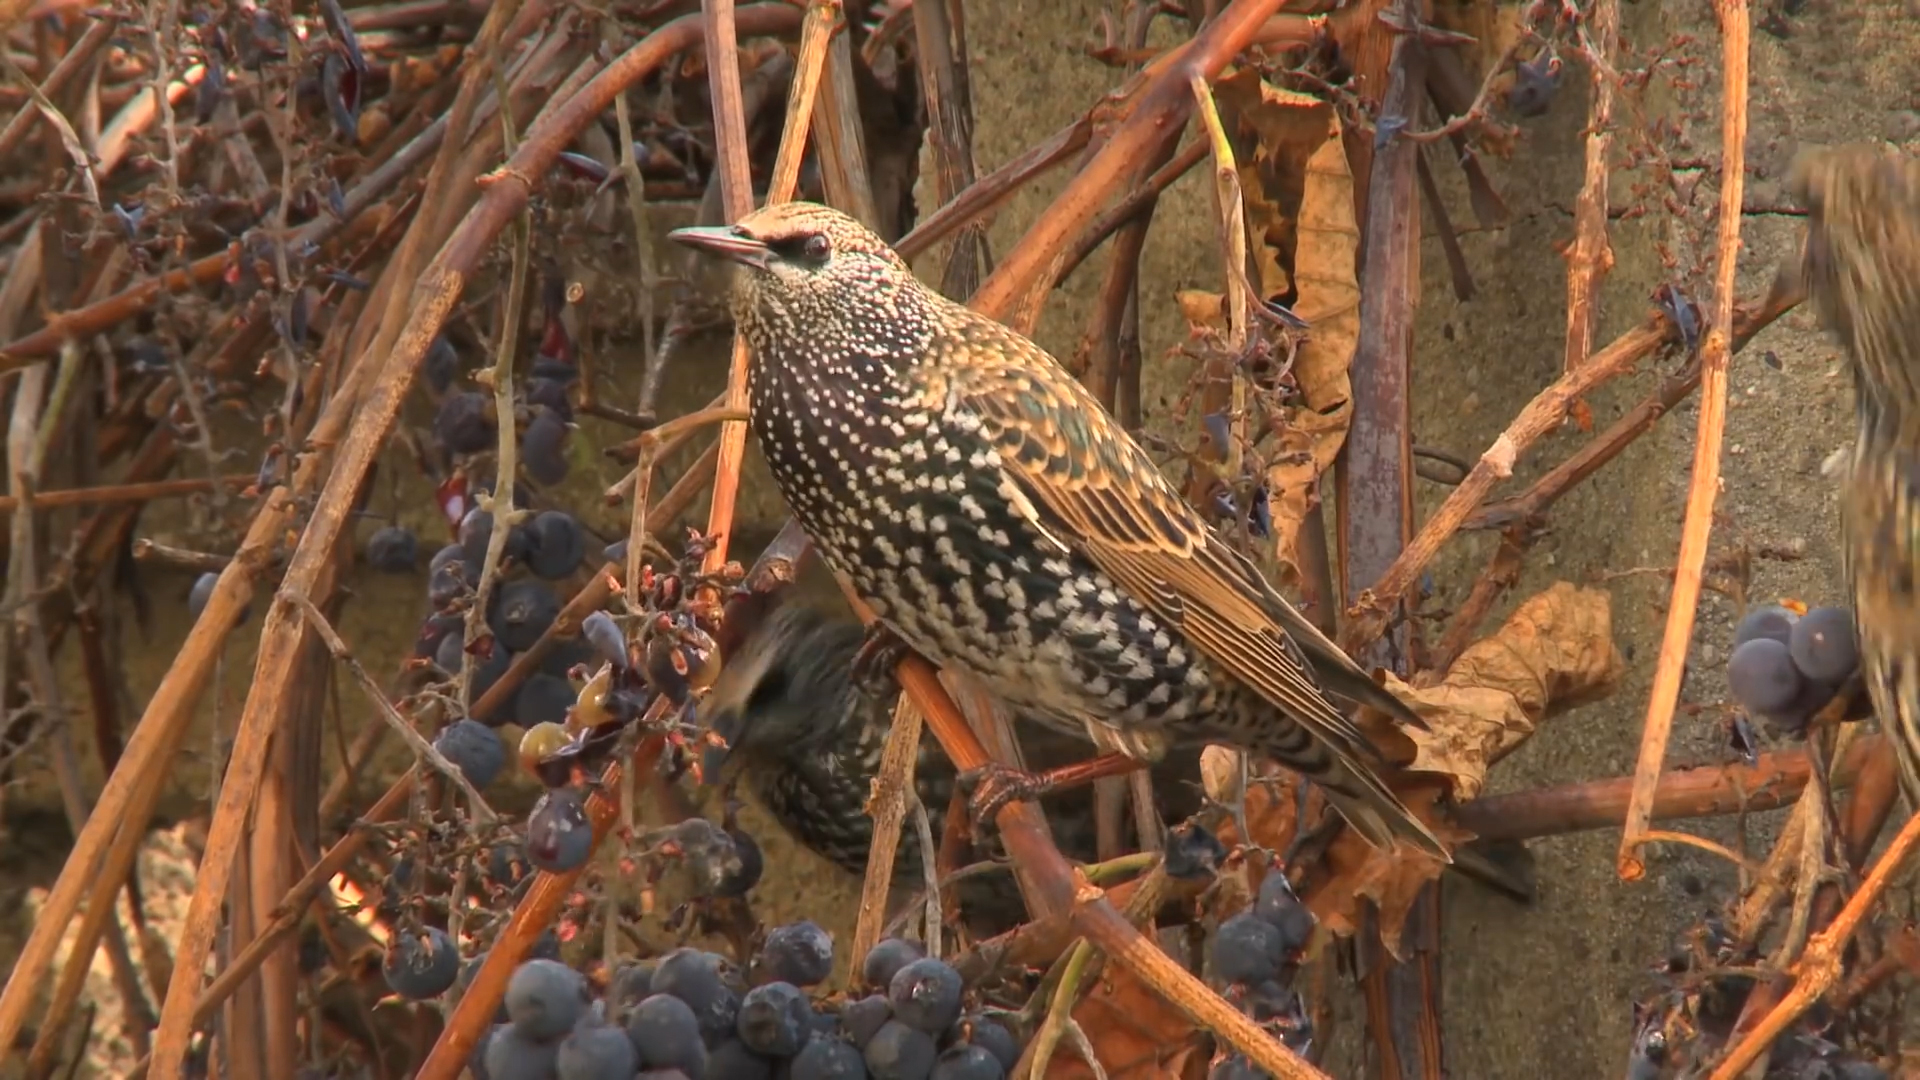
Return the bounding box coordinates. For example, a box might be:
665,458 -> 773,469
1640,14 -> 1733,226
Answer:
581,611 -> 628,670
428,545 -> 474,610
485,843 -> 531,890
791,1037 -> 868,1079
382,926 -> 459,999
1245,979 -> 1300,1023
426,333 -> 461,394
707,1039 -> 776,1079
626,992 -> 708,1074
1210,913 -> 1284,985
610,961 -> 660,1014
717,827 -> 764,898
435,391 -> 496,455
1252,872 -> 1314,954
526,788 -> 594,872
886,959 -> 962,1035
602,538 -> 628,565
861,939 -> 925,992
1163,820 -> 1227,880
414,610 -> 464,659
485,1020 -> 560,1078
516,672 -> 577,728
864,1020 -> 937,1080
436,630 -> 470,676
523,408 -> 571,487
434,718 -> 506,789
470,1023 -> 502,1080
840,995 -> 891,1049
651,948 -> 741,1047
525,511 -> 586,580
366,524 -> 420,573
737,981 -> 812,1057
540,638 -> 594,680
470,646 -> 513,724
960,1017 -> 1017,1070
430,542 -> 473,579
1728,637 -> 1805,715
492,580 -> 561,652
930,1044 -> 1002,1080
1789,606 -> 1859,682
460,507 -> 532,570
189,570 -> 251,625
762,921 -> 834,988
558,1016 -> 639,1080
505,957 -> 589,1040
526,378 -> 574,421
456,953 -> 512,1023
1734,604 -> 1798,647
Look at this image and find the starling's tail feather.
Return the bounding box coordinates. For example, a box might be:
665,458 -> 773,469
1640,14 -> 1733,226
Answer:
1280,743 -> 1452,863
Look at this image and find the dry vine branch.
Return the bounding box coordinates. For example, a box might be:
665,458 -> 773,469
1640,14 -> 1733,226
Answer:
1340,282 -> 1801,656
134,9 -> 800,1075
1618,0 -> 1752,882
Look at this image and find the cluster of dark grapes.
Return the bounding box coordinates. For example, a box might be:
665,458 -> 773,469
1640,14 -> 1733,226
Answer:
1725,604 -> 1860,736
1206,871 -> 1317,1079
450,926 -> 1016,1080
425,308 -> 578,489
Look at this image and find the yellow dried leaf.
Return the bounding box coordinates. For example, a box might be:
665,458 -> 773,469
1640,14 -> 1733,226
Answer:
1386,582 -> 1625,799
1264,111 -> 1357,579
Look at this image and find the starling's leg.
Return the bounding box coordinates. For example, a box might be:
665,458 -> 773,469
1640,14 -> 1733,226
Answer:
850,621 -> 915,700
960,753 -> 1145,844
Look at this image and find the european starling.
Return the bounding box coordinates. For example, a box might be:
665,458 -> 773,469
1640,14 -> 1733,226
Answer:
671,203 -> 1447,860
1791,144 -> 1920,805
699,601 -> 1203,931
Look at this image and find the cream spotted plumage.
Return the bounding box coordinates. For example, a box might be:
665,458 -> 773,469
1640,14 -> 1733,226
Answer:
671,202 -> 1448,859
1793,144 -> 1920,808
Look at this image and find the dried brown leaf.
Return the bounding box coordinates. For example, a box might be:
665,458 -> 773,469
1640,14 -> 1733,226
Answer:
1388,581 -> 1624,800
1183,75 -> 1358,583
1264,110 -> 1357,579
1067,964 -> 1211,1079
1223,770 -> 1466,961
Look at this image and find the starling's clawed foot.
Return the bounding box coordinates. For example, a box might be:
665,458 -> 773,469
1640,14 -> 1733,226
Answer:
850,622 -> 913,700
958,761 -> 1058,845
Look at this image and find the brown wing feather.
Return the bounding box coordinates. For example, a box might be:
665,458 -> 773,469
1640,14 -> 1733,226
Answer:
928,315 -> 1387,755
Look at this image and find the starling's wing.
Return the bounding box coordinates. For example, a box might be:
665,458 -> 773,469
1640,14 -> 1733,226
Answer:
930,320 -> 1411,752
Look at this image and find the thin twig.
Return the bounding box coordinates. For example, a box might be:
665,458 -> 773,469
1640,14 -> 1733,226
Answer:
1617,0 -> 1751,882
1341,283 -> 1802,654
1021,939 -> 1096,1079
283,591 -> 497,822
1454,734 -> 1875,843
854,694 -> 925,969
1562,0 -> 1619,374
909,791 -> 943,959
460,144 -> 533,711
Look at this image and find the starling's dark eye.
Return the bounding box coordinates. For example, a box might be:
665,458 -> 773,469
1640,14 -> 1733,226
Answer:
767,231 -> 832,266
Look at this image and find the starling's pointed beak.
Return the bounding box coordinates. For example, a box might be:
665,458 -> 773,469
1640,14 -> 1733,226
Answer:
669,226 -> 773,270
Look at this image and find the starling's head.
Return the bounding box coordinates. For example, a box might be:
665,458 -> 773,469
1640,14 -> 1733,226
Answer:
697,604 -> 864,787
669,203 -> 930,357
1788,144 -> 1920,358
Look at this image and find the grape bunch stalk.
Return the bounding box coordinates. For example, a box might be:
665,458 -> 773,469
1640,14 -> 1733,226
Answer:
1791,144 -> 1920,806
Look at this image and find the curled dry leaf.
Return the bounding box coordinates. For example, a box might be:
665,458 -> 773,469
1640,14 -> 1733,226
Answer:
1388,581 -> 1624,800
1216,583 -> 1620,958
1066,965 -> 1211,1079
